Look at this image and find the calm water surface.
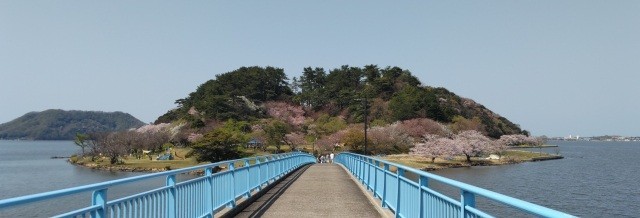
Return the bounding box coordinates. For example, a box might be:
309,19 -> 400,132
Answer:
1,140 -> 638,217
430,141 -> 640,218
0,140 -> 193,217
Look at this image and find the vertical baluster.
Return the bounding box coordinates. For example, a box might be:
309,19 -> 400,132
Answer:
127,200 -> 132,218
132,198 -> 140,217
150,193 -> 155,218
157,193 -> 161,218
108,205 -> 113,218
140,197 -> 144,218
148,195 -> 152,218
123,201 -> 128,218
116,203 -> 124,218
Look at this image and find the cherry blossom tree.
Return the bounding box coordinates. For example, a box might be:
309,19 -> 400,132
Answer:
90,131 -> 135,164
498,134 -> 544,147
316,129 -> 347,152
264,101 -> 306,128
410,134 -> 458,162
399,118 -> 448,139
136,123 -> 171,133
368,123 -> 413,155
454,130 -> 493,162
284,132 -> 306,151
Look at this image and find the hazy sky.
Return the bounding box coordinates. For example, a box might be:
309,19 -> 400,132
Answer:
1,1 -> 638,137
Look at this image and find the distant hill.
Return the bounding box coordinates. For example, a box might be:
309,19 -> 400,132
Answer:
156,65 -> 526,138
0,110 -> 146,140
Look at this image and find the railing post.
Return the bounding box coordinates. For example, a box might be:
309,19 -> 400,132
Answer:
361,156 -> 365,184
205,167 -> 213,218
374,160 -> 379,198
367,158 -> 372,190
265,156 -> 271,184
166,175 -> 176,218
419,175 -> 429,218
461,190 -> 476,218
278,155 -> 283,177
245,160 -> 251,197
228,162 -> 236,208
256,158 -> 262,191
359,156 -> 364,182
382,163 -> 389,208
395,168 -> 405,218
270,156 -> 275,182
90,188 -> 107,218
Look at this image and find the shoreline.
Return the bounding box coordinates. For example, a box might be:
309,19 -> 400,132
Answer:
508,144 -> 559,149
69,160 -> 176,173
419,155 -> 564,171
70,151 -> 564,174
383,151 -> 564,172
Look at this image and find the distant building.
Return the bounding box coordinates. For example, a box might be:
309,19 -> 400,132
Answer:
246,138 -> 263,148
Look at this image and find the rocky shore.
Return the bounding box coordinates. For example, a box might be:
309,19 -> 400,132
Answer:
70,161 -> 172,173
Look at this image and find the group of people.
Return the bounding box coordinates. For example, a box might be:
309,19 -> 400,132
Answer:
318,153 -> 334,164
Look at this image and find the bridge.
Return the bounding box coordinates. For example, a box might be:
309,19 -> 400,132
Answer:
0,152 -> 574,217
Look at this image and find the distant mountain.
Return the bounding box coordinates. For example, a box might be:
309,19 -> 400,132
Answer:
0,109 -> 146,140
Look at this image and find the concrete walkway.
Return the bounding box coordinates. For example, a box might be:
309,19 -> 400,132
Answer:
233,164 -> 383,218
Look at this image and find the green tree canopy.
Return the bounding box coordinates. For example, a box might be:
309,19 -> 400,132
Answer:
263,120 -> 290,153
190,126 -> 248,163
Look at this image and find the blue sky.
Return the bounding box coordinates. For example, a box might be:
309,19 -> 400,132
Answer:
1,1 -> 638,137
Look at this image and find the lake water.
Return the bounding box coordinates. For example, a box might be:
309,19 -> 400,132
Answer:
0,140 -> 194,217
1,140 -> 638,217
430,140 -> 640,218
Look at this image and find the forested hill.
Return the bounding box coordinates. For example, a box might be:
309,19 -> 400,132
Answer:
156,65 -> 526,138
0,110 -> 145,140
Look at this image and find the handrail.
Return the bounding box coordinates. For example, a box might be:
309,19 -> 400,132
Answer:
0,152 -> 316,217
336,152 -> 575,218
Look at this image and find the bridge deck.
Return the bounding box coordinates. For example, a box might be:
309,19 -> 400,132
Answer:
233,163 -> 384,218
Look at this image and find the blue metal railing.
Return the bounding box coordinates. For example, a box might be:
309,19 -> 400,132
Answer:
0,152 -> 316,218
336,152 -> 575,218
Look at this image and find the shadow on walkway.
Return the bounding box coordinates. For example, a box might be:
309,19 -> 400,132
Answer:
229,164 -> 311,218
229,164 -> 383,218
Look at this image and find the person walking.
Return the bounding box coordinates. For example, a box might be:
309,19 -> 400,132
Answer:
320,155 -> 326,164
329,153 -> 334,164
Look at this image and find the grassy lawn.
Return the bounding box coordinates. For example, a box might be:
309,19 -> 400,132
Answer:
382,150 -> 561,171
71,147 -> 200,171
70,145 -> 313,171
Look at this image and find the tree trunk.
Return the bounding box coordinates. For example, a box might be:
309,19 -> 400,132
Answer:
110,156 -> 118,164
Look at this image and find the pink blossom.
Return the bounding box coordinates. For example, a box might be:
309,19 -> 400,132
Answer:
454,130 -> 493,162
187,133 -> 203,143
411,134 -> 458,162
498,134 -> 544,147
136,123 -> 170,133
264,101 -> 306,127
399,118 -> 447,138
